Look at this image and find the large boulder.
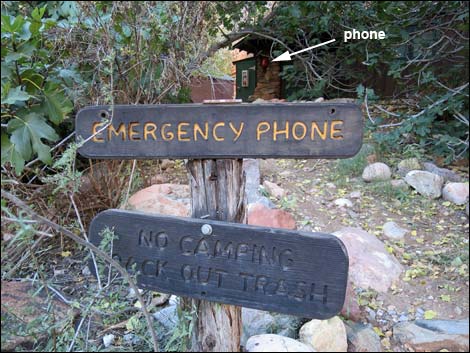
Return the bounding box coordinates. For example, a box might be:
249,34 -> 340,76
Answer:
362,163 -> 392,182
247,203 -> 296,229
341,281 -> 363,322
127,183 -> 190,216
246,334 -> 314,352
405,171 -> 444,198
299,316 -> 348,352
241,308 -> 302,347
333,227 -> 403,293
442,182 -> 469,205
423,162 -> 462,182
393,319 -> 469,352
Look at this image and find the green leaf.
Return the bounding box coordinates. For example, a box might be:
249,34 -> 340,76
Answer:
424,310 -> 437,320
1,86 -> 31,105
1,14 -> 13,32
31,6 -> 47,21
1,132 -> 26,174
42,85 -> 73,124
17,22 -> 32,41
1,62 -> 12,78
10,120 -> 32,160
7,113 -> 59,165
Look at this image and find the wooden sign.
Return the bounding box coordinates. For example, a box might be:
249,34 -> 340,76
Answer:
76,103 -> 362,159
89,209 -> 349,319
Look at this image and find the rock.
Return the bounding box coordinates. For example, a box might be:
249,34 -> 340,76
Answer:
345,322 -> 382,352
362,163 -> 392,182
1,281 -> 70,351
244,159 -> 261,204
423,162 -> 462,182
405,171 -> 444,198
314,97 -> 325,103
332,228 -> 403,293
241,308 -> 302,347
153,303 -> 178,344
333,198 -> 353,208
397,158 -> 422,177
103,334 -> 115,348
349,191 -> 362,199
247,203 -> 296,230
149,174 -> 167,184
393,319 -> 469,352
246,334 -> 314,352
341,281 -> 362,322
127,183 -> 190,216
442,182 -> 469,205
382,221 -> 408,240
159,159 -> 175,170
262,180 -> 287,199
299,316 -> 348,352
391,179 -> 409,190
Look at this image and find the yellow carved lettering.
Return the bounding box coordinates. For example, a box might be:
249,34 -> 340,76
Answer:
144,123 -> 157,141
256,122 -> 270,141
161,124 -> 174,141
194,122 -> 209,141
311,121 -> 327,140
292,122 -> 307,141
213,122 -> 225,141
108,123 -> 127,141
129,122 -> 141,141
177,122 -> 190,141
331,120 -> 344,140
273,121 -> 289,141
229,122 -> 244,142
92,122 -> 105,142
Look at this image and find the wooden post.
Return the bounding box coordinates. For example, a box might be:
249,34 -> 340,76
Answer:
183,159 -> 245,352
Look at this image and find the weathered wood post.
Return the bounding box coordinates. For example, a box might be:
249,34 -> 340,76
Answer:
184,158 -> 245,351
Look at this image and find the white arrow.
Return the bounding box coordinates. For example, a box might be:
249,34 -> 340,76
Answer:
272,38 -> 336,62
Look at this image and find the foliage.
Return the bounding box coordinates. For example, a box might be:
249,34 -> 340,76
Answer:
1,5 -> 73,174
2,1 -> 260,176
242,1 -> 469,162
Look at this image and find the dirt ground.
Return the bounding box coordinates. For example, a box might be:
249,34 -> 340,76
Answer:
2,155 -> 468,351
259,157 -> 469,342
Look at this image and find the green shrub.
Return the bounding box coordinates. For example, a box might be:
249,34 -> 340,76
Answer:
1,6 -> 73,174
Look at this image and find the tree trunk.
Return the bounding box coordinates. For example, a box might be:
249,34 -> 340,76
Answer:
182,159 -> 245,352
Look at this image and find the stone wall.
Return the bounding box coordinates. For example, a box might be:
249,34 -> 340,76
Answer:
251,57 -> 281,101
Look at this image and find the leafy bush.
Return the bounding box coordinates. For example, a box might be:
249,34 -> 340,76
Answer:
1,6 -> 73,174
247,1 -> 469,162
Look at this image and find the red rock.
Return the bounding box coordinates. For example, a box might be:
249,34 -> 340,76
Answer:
127,183 -> 190,217
333,227 -> 403,293
247,203 -> 296,229
341,281 -> 363,322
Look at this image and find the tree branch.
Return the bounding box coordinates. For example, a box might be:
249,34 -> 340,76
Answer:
1,190 -> 160,352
